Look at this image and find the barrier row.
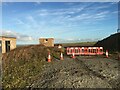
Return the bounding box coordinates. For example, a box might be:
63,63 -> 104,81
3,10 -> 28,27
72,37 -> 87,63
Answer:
66,47 -> 103,55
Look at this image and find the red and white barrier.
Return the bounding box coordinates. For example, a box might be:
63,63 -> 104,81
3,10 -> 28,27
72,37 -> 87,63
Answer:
66,47 -> 103,55
72,52 -> 75,58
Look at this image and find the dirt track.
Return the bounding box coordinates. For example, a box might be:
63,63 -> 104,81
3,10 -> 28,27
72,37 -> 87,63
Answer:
29,56 -> 120,88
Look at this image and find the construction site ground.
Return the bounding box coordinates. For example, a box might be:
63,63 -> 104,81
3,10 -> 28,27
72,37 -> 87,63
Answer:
1,45 -> 120,88
29,55 -> 120,88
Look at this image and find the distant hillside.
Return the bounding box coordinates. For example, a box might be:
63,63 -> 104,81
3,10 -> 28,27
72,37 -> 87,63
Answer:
94,33 -> 120,52
59,42 -> 96,48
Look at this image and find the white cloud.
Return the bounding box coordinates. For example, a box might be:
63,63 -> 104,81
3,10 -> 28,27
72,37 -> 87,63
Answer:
66,10 -> 109,22
35,2 -> 41,5
14,2 -> 114,30
96,11 -> 109,16
65,2 -> 75,5
110,2 -> 118,5
96,5 -> 110,9
1,30 -> 35,42
35,3 -> 111,25
37,7 -> 84,16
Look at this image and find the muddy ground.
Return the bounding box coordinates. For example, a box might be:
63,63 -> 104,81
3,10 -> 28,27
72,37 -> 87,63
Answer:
1,45 -> 120,88
28,56 -> 120,88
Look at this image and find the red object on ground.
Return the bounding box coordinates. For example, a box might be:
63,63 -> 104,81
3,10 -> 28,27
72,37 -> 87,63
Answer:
72,52 -> 75,59
48,52 -> 51,62
60,52 -> 64,60
106,50 -> 108,58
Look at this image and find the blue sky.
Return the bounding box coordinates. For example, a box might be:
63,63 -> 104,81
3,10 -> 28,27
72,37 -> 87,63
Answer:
1,2 -> 118,44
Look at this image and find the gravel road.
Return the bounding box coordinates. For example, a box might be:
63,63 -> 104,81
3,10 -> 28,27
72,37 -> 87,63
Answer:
29,56 -> 120,88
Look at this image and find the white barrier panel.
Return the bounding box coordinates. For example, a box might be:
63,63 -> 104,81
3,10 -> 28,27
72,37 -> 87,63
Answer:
66,47 -> 103,55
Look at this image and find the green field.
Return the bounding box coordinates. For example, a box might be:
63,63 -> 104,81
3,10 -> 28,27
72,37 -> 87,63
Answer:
17,42 -> 96,48
59,42 -> 96,47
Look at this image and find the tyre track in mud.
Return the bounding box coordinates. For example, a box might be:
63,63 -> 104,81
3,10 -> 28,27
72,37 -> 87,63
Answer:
75,57 -> 120,88
30,56 -> 119,88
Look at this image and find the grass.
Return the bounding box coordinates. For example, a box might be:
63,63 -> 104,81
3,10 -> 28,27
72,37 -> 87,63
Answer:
60,42 -> 96,47
2,57 -> 46,88
2,41 -> 119,88
2,45 -> 63,88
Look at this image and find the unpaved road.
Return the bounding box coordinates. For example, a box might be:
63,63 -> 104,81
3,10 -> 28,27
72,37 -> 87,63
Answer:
29,56 -> 120,88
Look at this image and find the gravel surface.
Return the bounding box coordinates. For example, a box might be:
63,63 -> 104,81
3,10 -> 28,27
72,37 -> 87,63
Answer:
29,56 -> 120,88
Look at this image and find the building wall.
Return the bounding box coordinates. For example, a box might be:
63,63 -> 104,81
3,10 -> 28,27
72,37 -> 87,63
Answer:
0,37 -> 16,53
39,38 -> 54,47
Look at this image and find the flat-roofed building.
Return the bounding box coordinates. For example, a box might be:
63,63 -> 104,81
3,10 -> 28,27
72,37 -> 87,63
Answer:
0,36 -> 16,53
39,38 -> 54,47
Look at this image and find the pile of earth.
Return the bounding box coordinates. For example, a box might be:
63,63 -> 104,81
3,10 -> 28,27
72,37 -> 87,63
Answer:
94,33 -> 120,52
2,45 -> 64,88
1,44 -> 120,89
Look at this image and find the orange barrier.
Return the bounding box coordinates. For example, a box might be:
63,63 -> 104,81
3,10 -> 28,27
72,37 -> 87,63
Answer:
66,47 -> 103,55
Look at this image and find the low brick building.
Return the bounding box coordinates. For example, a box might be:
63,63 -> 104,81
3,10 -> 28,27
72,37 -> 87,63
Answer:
39,38 -> 54,47
0,36 -> 16,53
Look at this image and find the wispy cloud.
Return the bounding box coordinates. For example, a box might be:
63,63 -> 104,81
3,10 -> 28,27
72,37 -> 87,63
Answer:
109,2 -> 118,5
36,7 -> 84,16
65,11 -> 109,23
13,2 -> 115,28
2,2 -> 117,44
34,3 -> 112,25
35,2 -> 42,5
1,30 -> 36,42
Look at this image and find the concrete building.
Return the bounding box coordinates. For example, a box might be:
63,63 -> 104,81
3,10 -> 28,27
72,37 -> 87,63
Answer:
0,36 -> 16,53
39,38 -> 54,47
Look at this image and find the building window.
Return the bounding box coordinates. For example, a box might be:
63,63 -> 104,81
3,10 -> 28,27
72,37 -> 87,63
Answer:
46,39 -> 48,41
5,41 -> 10,52
44,39 -> 48,43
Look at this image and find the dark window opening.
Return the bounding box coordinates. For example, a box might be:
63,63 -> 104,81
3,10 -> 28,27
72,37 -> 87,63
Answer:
46,39 -> 48,41
96,49 -> 98,53
88,49 -> 91,52
84,49 -> 87,53
93,49 -> 96,53
75,49 -> 79,53
100,49 -> 103,52
5,41 -> 10,52
82,49 -> 84,53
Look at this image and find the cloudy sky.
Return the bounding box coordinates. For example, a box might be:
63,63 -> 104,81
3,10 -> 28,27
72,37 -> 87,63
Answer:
1,2 -> 118,44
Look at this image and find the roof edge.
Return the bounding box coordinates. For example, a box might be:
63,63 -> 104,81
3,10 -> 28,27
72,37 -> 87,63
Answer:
0,36 -> 17,39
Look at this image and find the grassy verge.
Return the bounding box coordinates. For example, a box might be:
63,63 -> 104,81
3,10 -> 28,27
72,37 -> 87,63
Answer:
60,42 -> 96,47
2,45 -> 63,88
